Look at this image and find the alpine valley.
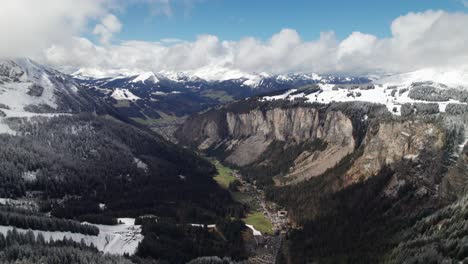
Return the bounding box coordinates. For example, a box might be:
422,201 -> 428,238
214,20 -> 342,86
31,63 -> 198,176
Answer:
2,56 -> 468,264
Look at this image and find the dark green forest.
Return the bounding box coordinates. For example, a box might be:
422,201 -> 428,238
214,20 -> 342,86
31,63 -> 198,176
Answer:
0,114 -> 242,223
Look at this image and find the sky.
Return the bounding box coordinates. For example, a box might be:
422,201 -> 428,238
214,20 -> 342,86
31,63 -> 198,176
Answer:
115,0 -> 467,41
1,0 -> 468,76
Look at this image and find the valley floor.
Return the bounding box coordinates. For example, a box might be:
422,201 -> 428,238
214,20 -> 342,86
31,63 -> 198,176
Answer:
211,159 -> 289,263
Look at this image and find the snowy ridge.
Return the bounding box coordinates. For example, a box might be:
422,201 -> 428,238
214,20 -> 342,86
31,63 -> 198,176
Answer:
376,68 -> 468,88
263,69 -> 468,115
72,66 -> 370,90
131,72 -> 159,84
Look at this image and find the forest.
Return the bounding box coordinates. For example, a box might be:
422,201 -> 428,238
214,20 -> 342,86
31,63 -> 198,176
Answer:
0,114 -> 242,224
0,229 -> 133,264
137,218 -> 248,263
0,206 -> 98,236
0,113 -> 251,263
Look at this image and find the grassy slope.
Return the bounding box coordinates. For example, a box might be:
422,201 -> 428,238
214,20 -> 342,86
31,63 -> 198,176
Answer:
213,160 -> 237,189
243,212 -> 273,235
212,160 -> 273,234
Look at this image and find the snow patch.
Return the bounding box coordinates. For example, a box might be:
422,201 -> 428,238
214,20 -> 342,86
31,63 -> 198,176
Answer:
0,119 -> 15,135
376,68 -> 468,88
245,224 -> 262,236
263,81 -> 468,116
0,218 -> 143,256
133,157 -> 148,172
111,89 -> 140,101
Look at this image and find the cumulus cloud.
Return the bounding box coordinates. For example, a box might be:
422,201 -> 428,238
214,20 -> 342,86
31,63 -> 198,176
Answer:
43,10 -> 468,75
0,0 -> 117,58
93,14 -> 122,45
2,3 -> 468,75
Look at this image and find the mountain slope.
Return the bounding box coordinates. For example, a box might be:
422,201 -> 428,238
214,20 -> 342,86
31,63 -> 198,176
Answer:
74,69 -> 371,139
0,58 -> 112,117
0,59 -> 240,225
176,96 -> 468,262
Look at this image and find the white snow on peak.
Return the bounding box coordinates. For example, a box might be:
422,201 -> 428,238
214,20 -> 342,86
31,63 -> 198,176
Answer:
72,68 -> 138,79
276,75 -> 292,82
184,66 -> 256,82
131,72 -> 159,84
72,65 -> 330,88
376,68 -> 468,88
309,73 -> 323,81
157,70 -> 187,82
111,88 -> 140,101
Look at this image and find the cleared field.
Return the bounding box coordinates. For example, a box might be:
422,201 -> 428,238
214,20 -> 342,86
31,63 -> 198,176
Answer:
243,212 -> 273,235
211,159 -> 274,235
231,191 -> 253,204
213,160 -> 237,189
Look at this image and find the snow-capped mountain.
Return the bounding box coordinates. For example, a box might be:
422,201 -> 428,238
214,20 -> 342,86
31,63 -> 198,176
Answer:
72,67 -> 372,127
375,68 -> 468,88
72,66 -> 371,89
262,68 -> 468,116
0,58 -> 113,134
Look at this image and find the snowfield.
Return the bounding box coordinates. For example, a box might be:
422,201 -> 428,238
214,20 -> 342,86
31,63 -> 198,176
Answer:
263,75 -> 468,115
111,88 -> 141,101
0,218 -> 143,255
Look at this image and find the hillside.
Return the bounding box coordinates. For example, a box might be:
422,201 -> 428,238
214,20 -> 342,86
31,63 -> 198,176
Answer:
176,97 -> 468,262
75,69 -> 370,140
0,59 -> 248,263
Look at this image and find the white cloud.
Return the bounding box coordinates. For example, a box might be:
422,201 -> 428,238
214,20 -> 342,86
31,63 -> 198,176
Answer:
44,10 -> 468,75
0,0 -> 116,58
93,14 -> 122,45
462,0 -> 468,8
2,3 -> 468,75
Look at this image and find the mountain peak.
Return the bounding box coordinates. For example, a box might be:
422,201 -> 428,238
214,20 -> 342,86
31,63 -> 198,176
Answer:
0,58 -> 103,119
131,72 -> 159,84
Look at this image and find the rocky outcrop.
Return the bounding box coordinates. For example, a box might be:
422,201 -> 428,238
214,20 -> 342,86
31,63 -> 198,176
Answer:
178,100 -> 454,189
345,120 -> 445,186
178,105 -> 356,185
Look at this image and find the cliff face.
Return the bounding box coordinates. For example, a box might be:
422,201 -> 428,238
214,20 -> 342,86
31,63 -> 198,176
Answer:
179,106 -> 356,184
177,101 -> 450,188
178,100 -> 468,263
345,120 -> 445,186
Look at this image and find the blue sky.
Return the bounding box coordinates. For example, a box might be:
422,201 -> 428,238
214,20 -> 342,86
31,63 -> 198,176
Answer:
111,0 -> 467,42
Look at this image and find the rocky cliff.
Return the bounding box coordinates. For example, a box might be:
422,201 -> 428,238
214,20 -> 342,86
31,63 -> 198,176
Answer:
177,100 -> 452,189
177,99 -> 468,263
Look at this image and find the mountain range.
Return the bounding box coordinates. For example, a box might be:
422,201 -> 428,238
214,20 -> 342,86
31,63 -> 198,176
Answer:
2,58 -> 468,263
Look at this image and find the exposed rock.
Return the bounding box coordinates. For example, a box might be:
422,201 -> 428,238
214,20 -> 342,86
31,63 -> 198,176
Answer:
179,105 -> 356,185
344,120 -> 445,186
27,84 -> 44,97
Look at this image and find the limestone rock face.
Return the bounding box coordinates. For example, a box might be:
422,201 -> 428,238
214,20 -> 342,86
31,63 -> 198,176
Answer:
345,121 -> 445,186
222,108 -> 356,173
178,102 -> 450,188
180,106 -> 356,184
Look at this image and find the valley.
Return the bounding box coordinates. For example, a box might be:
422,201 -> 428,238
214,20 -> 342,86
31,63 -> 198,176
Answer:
1,57 -> 468,263
3,1 -> 468,263
3,57 -> 468,263
209,159 -> 289,263
176,94 -> 468,262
